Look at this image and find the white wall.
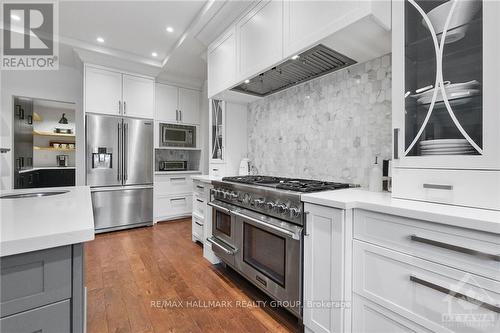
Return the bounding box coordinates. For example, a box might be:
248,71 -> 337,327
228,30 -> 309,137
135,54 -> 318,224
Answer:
0,63 -> 84,190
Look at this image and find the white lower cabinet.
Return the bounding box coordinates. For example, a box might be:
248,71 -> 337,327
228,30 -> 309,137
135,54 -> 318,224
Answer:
154,173 -> 197,221
303,203 -> 349,333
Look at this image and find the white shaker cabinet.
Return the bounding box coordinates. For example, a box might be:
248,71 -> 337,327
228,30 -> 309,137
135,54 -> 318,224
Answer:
303,204 -> 350,333
178,88 -> 200,125
236,0 -> 283,80
207,27 -> 237,98
122,74 -> 154,119
391,0 -> 500,210
84,65 -> 154,119
84,66 -> 122,116
155,83 -> 200,125
155,83 -> 178,122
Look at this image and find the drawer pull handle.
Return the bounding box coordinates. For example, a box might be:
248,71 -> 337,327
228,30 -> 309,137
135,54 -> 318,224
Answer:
207,237 -> 237,255
171,177 -> 186,181
423,183 -> 453,190
195,221 -> 203,227
410,275 -> 500,314
409,235 -> 500,262
196,185 -> 204,189
196,199 -> 204,203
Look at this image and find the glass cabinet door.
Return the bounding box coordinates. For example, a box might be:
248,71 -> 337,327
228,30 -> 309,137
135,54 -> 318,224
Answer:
210,99 -> 224,162
404,0 -> 483,157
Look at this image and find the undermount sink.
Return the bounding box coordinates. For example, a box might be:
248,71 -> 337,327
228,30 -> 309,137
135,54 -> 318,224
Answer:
0,190 -> 69,199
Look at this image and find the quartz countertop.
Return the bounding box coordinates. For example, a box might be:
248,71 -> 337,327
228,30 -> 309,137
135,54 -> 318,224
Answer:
302,189 -> 500,234
191,174 -> 223,183
1,186 -> 95,257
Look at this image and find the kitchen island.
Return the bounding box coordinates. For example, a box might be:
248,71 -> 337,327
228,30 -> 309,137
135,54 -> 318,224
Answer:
0,186 -> 95,333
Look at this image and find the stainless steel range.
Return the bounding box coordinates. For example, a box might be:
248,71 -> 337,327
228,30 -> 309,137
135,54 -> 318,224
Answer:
207,175 -> 353,318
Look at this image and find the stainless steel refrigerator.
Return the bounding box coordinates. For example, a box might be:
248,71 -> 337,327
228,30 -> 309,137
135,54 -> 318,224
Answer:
86,114 -> 153,232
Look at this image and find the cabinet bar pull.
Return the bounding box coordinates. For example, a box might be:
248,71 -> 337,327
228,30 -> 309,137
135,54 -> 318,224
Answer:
423,183 -> 453,190
409,235 -> 500,262
196,185 -> 204,189
195,221 -> 203,227
119,101 -> 122,113
196,199 -> 204,203
170,177 -> 186,181
123,101 -> 127,114
393,128 -> 399,160
410,275 -> 500,313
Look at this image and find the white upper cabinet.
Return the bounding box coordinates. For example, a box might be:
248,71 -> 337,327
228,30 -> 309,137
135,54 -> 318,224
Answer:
84,65 -> 154,119
155,83 -> 178,122
178,88 -> 200,125
155,83 -> 200,125
208,27 -> 237,98
122,74 -> 154,119
236,0 -> 283,79
85,66 -> 122,115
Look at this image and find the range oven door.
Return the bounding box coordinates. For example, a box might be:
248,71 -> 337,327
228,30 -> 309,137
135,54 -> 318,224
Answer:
233,209 -> 303,318
207,200 -> 238,266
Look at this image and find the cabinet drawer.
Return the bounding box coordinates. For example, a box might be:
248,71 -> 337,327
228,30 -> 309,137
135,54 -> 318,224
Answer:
354,210 -> 500,281
392,168 -> 500,211
155,174 -> 193,195
193,194 -> 206,219
352,294 -> 433,333
209,163 -> 226,177
193,181 -> 207,197
192,215 -> 204,241
353,241 -> 500,333
1,246 -> 72,317
0,299 -> 70,333
156,194 -> 192,219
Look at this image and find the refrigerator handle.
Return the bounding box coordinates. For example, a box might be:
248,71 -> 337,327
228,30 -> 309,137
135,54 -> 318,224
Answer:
117,122 -> 121,181
124,122 -> 128,180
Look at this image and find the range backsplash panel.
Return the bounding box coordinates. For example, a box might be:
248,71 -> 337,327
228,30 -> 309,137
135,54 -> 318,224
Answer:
247,54 -> 392,187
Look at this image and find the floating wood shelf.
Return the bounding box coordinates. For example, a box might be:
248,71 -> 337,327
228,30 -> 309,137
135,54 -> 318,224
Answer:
33,130 -> 75,137
34,146 -> 76,152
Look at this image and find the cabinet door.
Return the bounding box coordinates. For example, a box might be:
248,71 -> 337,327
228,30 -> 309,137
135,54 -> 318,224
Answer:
85,66 -> 122,115
393,0 -> 500,170
207,27 -> 237,97
178,88 -> 200,125
303,204 -> 346,333
155,83 -> 178,122
237,0 -> 283,79
122,74 -> 154,119
209,99 -> 225,164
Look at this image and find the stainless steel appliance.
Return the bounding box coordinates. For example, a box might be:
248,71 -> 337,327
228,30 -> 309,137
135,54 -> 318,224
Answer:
208,176 -> 353,318
13,97 -> 34,189
86,114 -> 153,233
159,123 -> 196,148
56,155 -> 68,167
159,160 -> 187,172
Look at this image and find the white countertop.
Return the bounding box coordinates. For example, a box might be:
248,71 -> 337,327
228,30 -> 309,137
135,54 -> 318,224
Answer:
191,174 -> 222,183
19,166 -> 76,174
302,189 -> 500,234
1,186 -> 95,257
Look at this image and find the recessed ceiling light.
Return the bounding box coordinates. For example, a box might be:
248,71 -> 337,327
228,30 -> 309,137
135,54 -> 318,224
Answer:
96,37 -> 104,43
152,52 -> 158,57
11,14 -> 21,21
291,55 -> 300,60
244,79 -> 250,84
166,26 -> 174,33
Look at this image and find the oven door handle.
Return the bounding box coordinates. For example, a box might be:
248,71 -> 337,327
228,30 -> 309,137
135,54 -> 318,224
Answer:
233,211 -> 301,240
207,237 -> 237,255
207,201 -> 231,214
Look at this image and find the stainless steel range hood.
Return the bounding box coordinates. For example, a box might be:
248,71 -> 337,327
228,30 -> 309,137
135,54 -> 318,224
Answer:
231,44 -> 356,97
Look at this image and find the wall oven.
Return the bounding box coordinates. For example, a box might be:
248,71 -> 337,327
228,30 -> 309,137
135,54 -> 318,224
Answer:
159,123 -> 196,148
208,197 -> 303,318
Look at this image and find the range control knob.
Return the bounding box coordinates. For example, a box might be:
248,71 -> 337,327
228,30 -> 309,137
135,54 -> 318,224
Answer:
266,202 -> 276,210
276,203 -> 289,214
253,198 -> 265,207
289,207 -> 301,218
230,192 -> 238,200
243,193 -> 252,204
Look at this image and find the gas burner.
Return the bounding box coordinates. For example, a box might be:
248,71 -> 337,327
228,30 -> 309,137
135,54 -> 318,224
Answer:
222,175 -> 282,184
276,180 -> 351,192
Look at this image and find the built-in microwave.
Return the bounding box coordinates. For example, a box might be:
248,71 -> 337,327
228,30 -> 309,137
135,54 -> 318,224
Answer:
159,123 -> 196,148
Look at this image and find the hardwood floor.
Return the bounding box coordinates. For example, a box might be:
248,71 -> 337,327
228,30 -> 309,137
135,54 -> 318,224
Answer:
85,218 -> 299,333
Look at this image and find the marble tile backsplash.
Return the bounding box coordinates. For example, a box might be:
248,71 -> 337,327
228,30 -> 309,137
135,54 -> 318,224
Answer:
247,54 -> 392,187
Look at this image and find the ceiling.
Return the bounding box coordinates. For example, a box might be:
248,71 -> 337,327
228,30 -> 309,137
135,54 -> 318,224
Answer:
56,0 -> 255,88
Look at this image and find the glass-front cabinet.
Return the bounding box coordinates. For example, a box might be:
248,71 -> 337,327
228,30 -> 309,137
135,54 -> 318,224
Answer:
393,0 -> 499,169
392,0 -> 500,210
209,99 -> 225,163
